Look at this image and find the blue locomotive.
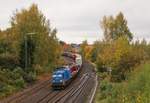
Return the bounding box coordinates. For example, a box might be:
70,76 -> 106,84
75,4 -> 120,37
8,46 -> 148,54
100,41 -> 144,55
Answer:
51,53 -> 82,89
52,67 -> 72,88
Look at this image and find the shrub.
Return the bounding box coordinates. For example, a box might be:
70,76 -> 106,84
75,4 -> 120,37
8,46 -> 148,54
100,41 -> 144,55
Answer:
34,64 -> 44,75
12,67 -> 25,79
95,62 -> 150,103
23,71 -> 36,83
99,79 -> 113,99
0,67 -> 26,98
14,77 -> 25,88
0,53 -> 19,69
98,72 -> 108,79
0,84 -> 16,98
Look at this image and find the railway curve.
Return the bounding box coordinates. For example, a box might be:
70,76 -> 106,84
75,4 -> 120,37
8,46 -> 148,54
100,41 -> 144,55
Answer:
0,60 -> 97,103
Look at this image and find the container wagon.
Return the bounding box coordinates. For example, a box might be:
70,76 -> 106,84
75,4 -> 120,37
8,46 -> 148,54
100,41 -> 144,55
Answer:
69,63 -> 79,78
75,54 -> 82,69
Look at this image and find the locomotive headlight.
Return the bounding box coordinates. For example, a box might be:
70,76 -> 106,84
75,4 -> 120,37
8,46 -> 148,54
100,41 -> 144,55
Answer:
52,75 -> 56,78
57,75 -> 62,77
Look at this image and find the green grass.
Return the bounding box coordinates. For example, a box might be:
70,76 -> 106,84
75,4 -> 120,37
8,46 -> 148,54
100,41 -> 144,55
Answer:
95,62 -> 150,103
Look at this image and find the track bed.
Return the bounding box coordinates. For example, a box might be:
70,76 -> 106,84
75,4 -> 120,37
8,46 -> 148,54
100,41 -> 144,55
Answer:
1,60 -> 97,103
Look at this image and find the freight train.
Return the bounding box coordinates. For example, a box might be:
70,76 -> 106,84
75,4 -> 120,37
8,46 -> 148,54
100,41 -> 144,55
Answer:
51,53 -> 82,89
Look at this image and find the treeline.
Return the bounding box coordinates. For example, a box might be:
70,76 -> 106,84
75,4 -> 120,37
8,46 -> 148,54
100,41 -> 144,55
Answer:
80,12 -> 150,102
0,4 -> 61,98
81,12 -> 150,81
94,37 -> 150,81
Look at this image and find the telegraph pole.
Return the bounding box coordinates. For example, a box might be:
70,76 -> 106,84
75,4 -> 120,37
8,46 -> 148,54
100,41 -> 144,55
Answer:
24,32 -> 36,70
25,35 -> 28,69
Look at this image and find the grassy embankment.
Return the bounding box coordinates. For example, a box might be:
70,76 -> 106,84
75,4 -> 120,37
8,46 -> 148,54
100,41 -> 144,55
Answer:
0,66 -> 51,99
95,62 -> 150,103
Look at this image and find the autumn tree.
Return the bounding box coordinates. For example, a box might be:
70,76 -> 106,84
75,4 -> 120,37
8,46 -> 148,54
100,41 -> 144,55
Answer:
101,12 -> 133,42
80,40 -> 88,59
96,37 -> 132,80
10,4 -> 61,69
0,28 -> 14,54
90,40 -> 107,62
0,28 -> 19,68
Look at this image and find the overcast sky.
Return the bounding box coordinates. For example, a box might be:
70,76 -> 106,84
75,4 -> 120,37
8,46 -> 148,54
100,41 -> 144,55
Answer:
0,0 -> 150,44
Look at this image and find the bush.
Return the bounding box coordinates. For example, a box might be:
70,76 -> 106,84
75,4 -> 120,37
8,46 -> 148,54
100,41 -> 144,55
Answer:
0,84 -> 16,98
12,67 -> 25,79
0,67 -> 26,98
23,71 -> 36,83
100,80 -> 113,98
14,77 -> 25,88
95,62 -> 150,103
122,63 -> 150,102
98,72 -> 108,79
34,64 -> 44,75
0,53 -> 18,69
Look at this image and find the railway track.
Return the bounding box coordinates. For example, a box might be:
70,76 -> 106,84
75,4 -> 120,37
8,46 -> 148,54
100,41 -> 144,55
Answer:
1,61 -> 96,103
55,73 -> 91,103
16,73 -> 90,103
2,80 -> 50,103
47,73 -> 90,103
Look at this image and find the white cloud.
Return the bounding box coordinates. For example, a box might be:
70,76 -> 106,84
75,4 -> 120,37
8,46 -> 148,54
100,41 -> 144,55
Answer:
0,0 -> 150,43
